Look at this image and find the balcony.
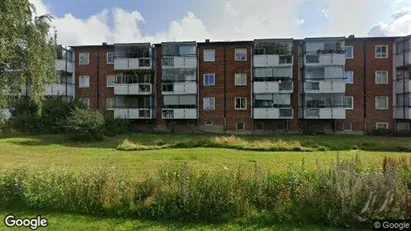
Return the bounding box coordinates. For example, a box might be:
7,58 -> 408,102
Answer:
45,83 -> 74,96
253,55 -> 292,67
114,108 -> 152,119
162,82 -> 197,94
394,107 -> 411,119
394,79 -> 411,93
303,80 -> 345,93
304,53 -> 345,66
162,56 -> 197,69
114,58 -> 151,70
253,108 -> 293,119
302,108 -> 345,119
114,83 -> 152,95
253,81 -> 293,94
55,59 -> 74,73
162,108 -> 197,119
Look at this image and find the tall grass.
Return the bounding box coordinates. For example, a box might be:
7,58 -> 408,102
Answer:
116,135 -> 319,152
0,156 -> 409,227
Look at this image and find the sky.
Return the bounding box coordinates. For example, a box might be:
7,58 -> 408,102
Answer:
30,0 -> 411,46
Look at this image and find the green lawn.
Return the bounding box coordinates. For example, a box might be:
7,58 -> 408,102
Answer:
0,133 -> 409,230
0,209 -> 367,231
0,133 -> 410,180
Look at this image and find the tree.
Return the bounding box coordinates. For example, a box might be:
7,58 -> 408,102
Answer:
0,0 -> 57,115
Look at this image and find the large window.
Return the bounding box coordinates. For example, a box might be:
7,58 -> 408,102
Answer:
235,48 -> 247,61
79,75 -> 90,88
344,71 -> 354,84
234,73 -> 247,86
375,71 -> 389,84
106,52 -> 115,64
204,73 -> 215,86
345,46 -> 353,59
79,53 -> 89,65
344,96 -> 354,109
375,96 -> 388,109
375,45 -> 388,58
254,94 -> 291,108
235,97 -> 247,110
179,45 -> 196,56
203,97 -> 215,111
163,95 -> 196,108
107,75 -> 116,87
204,49 -> 215,62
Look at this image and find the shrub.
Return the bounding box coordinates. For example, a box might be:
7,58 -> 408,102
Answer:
65,107 -> 105,141
371,128 -> 394,136
103,118 -> 130,136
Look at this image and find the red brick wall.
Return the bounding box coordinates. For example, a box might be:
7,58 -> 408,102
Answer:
74,46 -> 115,117
364,38 -> 395,133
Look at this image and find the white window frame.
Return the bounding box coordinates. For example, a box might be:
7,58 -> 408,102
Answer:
203,97 -> 215,111
344,71 -> 354,84
203,49 -> 215,62
235,48 -> 247,61
375,70 -> 389,84
345,46 -> 354,59
106,98 -> 115,110
79,75 -> 90,88
106,52 -> 115,64
79,98 -> 90,108
234,73 -> 247,86
344,96 -> 354,110
236,123 -> 245,130
375,96 -> 389,110
107,75 -> 116,87
203,73 -> 215,86
205,120 -> 213,126
343,122 -> 352,131
376,122 -> 389,129
79,53 -> 89,65
235,97 -> 247,110
375,45 -> 388,59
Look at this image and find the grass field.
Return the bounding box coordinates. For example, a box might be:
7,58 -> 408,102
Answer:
0,133 -> 410,180
0,133 -> 410,230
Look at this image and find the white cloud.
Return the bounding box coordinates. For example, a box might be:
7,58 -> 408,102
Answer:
367,7 -> 411,36
320,8 -> 329,18
297,18 -> 305,25
224,2 -> 239,17
29,0 -> 50,16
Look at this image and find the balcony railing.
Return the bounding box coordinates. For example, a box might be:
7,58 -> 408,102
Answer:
114,83 -> 152,95
114,108 -> 152,119
302,78 -> 346,93
114,57 -> 152,70
304,52 -> 345,66
301,107 -> 346,119
253,81 -> 293,94
253,107 -> 293,119
162,108 -> 197,119
162,82 -> 197,94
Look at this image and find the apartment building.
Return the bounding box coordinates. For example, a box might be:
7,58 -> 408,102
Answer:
4,34 -> 409,134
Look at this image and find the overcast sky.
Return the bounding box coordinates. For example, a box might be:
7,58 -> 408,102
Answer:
30,0 -> 411,46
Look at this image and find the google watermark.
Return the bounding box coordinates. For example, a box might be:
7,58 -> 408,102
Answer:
373,220 -> 411,231
3,214 -> 48,230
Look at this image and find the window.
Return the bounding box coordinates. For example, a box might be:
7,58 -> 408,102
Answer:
343,122 -> 352,131
375,45 -> 388,58
235,48 -> 247,61
376,123 -> 388,130
344,96 -> 354,110
106,98 -> 115,110
179,45 -> 196,56
106,52 -> 115,64
205,120 -> 213,126
345,46 -> 354,59
375,96 -> 389,109
236,123 -> 245,130
203,97 -> 215,111
107,75 -> 116,87
234,73 -> 247,86
235,97 -> 247,110
162,57 -> 174,67
344,71 -> 354,84
204,49 -> 215,62
375,71 -> 389,84
254,122 -> 263,131
79,75 -> 90,88
79,98 -> 90,108
397,123 -> 410,131
204,73 -> 215,86
79,53 -> 89,65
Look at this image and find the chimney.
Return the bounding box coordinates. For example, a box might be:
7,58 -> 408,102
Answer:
205,39 -> 210,43
348,34 -> 355,39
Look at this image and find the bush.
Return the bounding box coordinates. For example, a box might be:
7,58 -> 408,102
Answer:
103,118 -> 129,136
0,157 -> 408,227
371,128 -> 394,136
65,107 -> 105,141
395,130 -> 411,137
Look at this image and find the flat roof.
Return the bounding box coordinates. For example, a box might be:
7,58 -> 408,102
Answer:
114,42 -> 150,47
